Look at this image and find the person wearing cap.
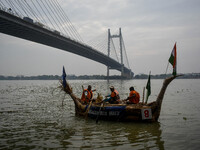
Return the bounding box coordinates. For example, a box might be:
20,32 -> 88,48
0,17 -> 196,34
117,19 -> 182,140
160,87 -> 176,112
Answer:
126,86 -> 140,104
104,86 -> 120,104
81,85 -> 96,103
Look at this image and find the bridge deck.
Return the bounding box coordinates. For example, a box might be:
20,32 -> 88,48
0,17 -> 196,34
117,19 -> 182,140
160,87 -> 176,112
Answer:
0,10 -> 133,78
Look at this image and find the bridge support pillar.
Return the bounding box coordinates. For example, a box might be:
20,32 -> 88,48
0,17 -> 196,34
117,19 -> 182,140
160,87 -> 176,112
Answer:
119,28 -> 124,78
107,29 -> 111,78
107,66 -> 110,77
121,65 -> 124,77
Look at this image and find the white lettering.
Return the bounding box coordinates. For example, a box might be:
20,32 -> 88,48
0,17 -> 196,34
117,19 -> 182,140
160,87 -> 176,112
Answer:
88,110 -> 107,116
109,111 -> 120,116
88,110 -> 121,117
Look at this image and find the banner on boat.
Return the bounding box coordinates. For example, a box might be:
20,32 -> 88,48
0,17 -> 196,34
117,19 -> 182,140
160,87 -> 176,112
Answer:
88,105 -> 126,119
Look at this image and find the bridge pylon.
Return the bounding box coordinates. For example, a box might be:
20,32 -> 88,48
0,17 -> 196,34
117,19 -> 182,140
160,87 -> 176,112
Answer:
107,28 -> 132,79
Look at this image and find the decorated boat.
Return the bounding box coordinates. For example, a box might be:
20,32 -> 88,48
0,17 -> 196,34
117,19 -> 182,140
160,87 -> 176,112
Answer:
60,43 -> 179,122
61,70 -> 179,122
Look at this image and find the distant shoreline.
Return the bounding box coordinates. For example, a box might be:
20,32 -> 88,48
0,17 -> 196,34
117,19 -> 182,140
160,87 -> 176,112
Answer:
0,73 -> 200,80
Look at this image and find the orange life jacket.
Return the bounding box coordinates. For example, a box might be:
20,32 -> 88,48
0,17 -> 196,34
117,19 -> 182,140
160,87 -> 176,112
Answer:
111,89 -> 120,100
129,90 -> 140,104
81,89 -> 93,103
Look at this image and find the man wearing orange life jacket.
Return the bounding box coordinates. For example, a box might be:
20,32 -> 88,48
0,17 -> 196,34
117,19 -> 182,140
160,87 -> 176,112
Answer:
126,86 -> 140,104
105,86 -> 120,104
81,85 -> 96,103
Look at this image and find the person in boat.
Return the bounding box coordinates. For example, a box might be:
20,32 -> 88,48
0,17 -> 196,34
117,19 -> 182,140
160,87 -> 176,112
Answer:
81,85 -> 96,104
125,86 -> 140,104
104,86 -> 120,104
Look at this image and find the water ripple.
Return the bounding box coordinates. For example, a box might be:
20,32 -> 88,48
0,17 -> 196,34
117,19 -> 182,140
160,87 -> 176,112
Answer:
0,80 -> 200,149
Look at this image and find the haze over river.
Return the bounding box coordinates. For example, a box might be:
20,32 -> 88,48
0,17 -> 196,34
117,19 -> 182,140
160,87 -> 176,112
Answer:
0,79 -> 200,149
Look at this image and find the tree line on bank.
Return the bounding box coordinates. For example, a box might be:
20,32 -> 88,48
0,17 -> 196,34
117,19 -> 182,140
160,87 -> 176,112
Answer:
0,73 -> 200,80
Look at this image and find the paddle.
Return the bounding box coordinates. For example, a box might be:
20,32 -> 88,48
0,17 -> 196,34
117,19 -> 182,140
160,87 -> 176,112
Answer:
82,85 -> 85,95
83,86 -> 96,118
85,98 -> 93,118
81,85 -> 87,104
96,102 -> 104,124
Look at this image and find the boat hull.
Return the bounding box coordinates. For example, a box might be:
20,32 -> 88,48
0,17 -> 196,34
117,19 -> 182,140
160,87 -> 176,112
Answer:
76,103 -> 157,122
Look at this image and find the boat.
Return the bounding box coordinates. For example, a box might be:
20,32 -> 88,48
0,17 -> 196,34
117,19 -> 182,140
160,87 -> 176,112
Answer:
61,71 -> 179,122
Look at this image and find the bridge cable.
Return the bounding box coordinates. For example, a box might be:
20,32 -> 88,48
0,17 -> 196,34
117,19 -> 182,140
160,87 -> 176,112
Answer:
16,0 -> 30,18
5,0 -> 17,14
30,0 -> 48,25
20,0 -> 36,19
0,0 -> 6,8
122,36 -> 130,69
119,31 -> 130,68
54,0 -> 83,42
91,38 -> 106,54
2,0 -> 11,9
48,0 -> 74,39
100,38 -> 109,54
43,0 -> 66,35
18,0 -> 37,20
98,38 -> 108,54
39,0 -> 63,33
35,0 -> 56,30
11,0 -> 25,17
0,2 -> 3,8
49,0 -> 74,38
23,0 -> 40,23
87,31 -> 108,54
110,38 -> 119,62
44,0 -> 69,38
111,36 -> 120,62
91,36 -> 107,53
86,33 -> 104,48
7,0 -> 24,18
4,0 -> 12,9
53,0 -> 82,41
4,0 -> 20,16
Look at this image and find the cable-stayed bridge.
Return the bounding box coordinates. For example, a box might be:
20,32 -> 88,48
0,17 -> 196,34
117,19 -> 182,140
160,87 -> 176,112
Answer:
0,0 -> 134,79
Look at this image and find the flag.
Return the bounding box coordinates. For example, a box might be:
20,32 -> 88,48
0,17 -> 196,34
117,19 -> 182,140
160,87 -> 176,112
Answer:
168,43 -> 177,76
62,66 -> 66,88
145,71 -> 151,103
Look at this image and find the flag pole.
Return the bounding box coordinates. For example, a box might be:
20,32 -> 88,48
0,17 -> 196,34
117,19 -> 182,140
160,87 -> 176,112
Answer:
142,87 -> 145,104
145,91 -> 148,104
165,62 -> 169,75
145,71 -> 151,104
145,90 -> 149,104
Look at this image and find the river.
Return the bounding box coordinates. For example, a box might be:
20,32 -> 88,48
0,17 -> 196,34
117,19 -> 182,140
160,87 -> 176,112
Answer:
0,79 -> 200,149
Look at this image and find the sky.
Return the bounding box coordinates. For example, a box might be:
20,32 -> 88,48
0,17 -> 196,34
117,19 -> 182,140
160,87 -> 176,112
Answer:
0,0 -> 200,76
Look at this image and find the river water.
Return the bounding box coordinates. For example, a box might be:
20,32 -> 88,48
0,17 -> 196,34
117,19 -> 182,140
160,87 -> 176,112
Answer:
0,79 -> 200,150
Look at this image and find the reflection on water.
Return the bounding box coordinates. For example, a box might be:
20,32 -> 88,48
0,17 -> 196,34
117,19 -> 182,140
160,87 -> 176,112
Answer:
59,120 -> 164,149
0,79 -> 200,149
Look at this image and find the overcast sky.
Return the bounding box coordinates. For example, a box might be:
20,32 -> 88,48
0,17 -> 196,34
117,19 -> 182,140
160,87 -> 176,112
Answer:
0,0 -> 200,76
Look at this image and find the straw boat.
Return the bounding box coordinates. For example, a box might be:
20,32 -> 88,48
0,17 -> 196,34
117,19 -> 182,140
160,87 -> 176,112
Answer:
61,75 -> 178,122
